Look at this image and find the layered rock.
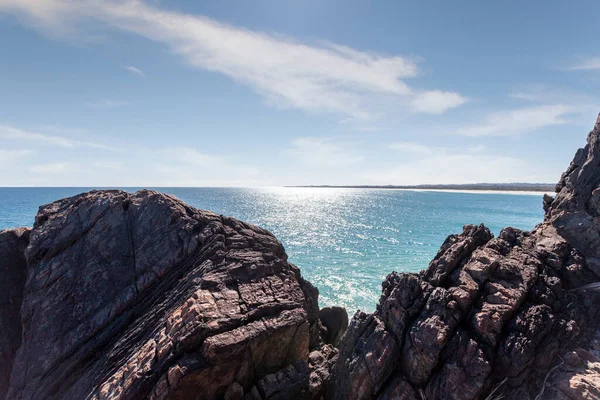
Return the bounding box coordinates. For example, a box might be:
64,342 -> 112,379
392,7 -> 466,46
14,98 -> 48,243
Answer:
1,190 -> 340,400
328,114 -> 600,399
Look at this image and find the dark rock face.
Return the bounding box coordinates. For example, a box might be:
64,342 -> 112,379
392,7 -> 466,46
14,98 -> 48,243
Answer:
318,306 -> 348,346
0,227 -> 30,400
328,114 -> 600,399
3,190 -> 335,400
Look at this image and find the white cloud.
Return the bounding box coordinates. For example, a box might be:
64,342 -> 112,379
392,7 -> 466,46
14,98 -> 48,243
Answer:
360,153 -> 547,185
124,65 -> 144,76
156,147 -> 262,183
165,147 -> 224,168
92,160 -> 123,169
390,142 -> 486,156
0,149 -> 34,170
455,105 -> 572,137
290,137 -> 365,167
0,124 -> 111,149
568,57 -> 600,71
0,0 -> 465,117
389,142 -> 435,155
411,90 -> 467,114
29,162 -> 71,173
0,145 -> 266,186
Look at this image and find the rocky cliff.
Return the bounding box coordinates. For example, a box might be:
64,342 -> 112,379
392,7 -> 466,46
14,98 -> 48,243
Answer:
1,115 -> 600,399
328,114 -> 600,399
0,191 -> 344,400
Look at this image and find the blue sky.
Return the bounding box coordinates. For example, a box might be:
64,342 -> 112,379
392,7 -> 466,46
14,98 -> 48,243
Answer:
0,0 -> 599,186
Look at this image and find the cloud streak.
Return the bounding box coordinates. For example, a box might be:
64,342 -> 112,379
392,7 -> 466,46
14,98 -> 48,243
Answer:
568,57 -> 600,71
455,105 -> 572,137
0,0 -> 466,117
290,137 -> 365,167
360,153 -> 547,185
29,162 -> 71,173
124,65 -> 144,76
411,90 -> 467,114
0,124 -> 112,149
0,149 -> 34,170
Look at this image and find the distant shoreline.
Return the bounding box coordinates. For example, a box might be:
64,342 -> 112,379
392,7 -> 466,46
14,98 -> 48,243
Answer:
285,183 -> 555,193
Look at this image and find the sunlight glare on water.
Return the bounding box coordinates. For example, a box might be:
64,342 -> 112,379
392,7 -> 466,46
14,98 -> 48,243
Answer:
0,187 -> 545,313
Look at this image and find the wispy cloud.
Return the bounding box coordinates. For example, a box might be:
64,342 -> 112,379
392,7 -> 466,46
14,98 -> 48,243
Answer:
160,147 -> 262,179
29,162 -> 71,174
0,124 -> 112,149
411,90 -> 467,114
568,57 -> 600,71
0,149 -> 34,170
455,105 -> 572,137
84,99 -> 129,109
0,0 -> 465,118
0,144 -> 267,186
360,153 -> 546,185
390,142 -> 486,157
290,137 -> 365,167
124,65 -> 144,76
389,142 -> 435,155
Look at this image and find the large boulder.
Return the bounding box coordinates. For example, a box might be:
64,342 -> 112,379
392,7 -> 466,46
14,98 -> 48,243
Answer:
3,190 -> 328,400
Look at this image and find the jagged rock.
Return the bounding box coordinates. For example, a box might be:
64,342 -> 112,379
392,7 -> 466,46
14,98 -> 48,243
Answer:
543,331 -> 600,399
329,113 -> 600,399
308,344 -> 338,399
224,382 -> 244,400
256,361 -> 311,399
318,306 -> 348,346
0,227 -> 30,400
3,190 -> 328,400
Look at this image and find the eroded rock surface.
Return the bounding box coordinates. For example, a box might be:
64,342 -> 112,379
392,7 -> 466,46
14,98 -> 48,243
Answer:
2,190 -> 337,400
0,227 -> 30,400
328,114 -> 600,399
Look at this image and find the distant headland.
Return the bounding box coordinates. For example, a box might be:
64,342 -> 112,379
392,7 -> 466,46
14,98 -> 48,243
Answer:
285,182 -> 555,192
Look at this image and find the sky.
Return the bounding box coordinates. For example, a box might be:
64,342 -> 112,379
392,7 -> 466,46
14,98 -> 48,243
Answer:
0,0 -> 599,187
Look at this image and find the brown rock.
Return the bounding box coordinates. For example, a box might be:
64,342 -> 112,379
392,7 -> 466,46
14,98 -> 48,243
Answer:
328,113 -> 600,399
225,382 -> 244,400
318,306 -> 348,346
4,190 -> 323,400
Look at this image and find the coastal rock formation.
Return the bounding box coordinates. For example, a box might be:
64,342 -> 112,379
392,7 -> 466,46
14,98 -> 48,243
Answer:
2,114 -> 600,399
328,114 -> 600,399
0,227 -> 30,400
1,190 -> 340,400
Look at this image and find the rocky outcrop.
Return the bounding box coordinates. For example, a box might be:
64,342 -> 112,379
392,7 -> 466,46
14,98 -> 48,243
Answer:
328,113 -> 600,399
1,190 -> 341,400
542,328 -> 600,399
3,114 -> 600,399
0,227 -> 30,400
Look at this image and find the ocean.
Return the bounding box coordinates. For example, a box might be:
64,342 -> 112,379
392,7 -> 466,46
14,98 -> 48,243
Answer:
0,187 -> 545,312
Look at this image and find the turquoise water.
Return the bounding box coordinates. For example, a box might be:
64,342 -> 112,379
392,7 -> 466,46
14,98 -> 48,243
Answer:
0,188 -> 545,312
